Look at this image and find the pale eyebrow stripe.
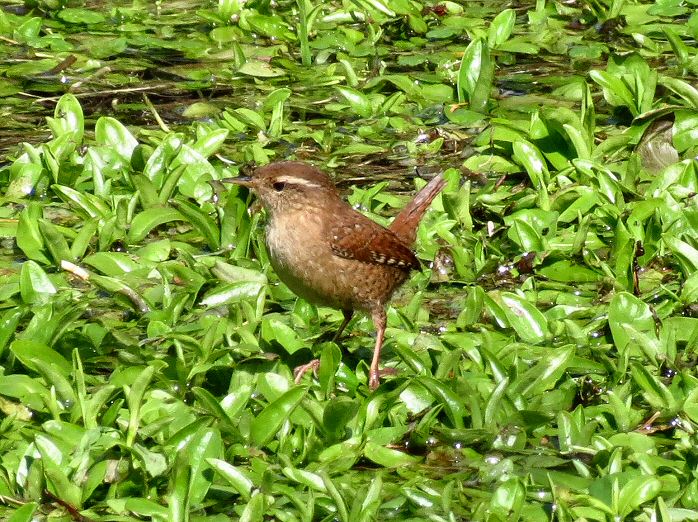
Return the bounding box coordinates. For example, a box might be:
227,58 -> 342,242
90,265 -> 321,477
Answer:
275,175 -> 322,187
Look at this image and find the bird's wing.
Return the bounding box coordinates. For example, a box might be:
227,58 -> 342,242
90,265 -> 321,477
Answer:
329,215 -> 420,271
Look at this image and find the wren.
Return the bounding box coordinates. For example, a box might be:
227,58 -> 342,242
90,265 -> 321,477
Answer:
224,161 -> 446,390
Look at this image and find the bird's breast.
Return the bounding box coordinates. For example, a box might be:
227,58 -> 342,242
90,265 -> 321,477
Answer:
265,211 -> 346,308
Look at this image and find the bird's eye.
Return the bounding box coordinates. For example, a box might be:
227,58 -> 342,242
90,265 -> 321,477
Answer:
272,181 -> 286,192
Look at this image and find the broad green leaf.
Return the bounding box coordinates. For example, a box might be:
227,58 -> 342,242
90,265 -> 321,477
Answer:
363,442 -> 422,467
107,498 -> 169,518
499,292 -> 549,344
630,364 -> 675,411
128,208 -> 184,244
200,281 -> 264,307
608,292 -> 657,356
240,490 -> 266,522
46,93 -> 84,146
58,8 -> 106,24
95,116 -> 138,161
416,377 -> 466,429
126,365 -> 155,446
335,86 -> 372,118
38,219 -> 74,265
52,185 -> 111,219
19,261 -> 57,304
249,387 -> 306,447
83,252 -> 142,276
617,476 -> 662,517
169,198 -> 220,250
184,427 -> 222,506
261,316 -> 304,354
238,61 -> 286,77
207,459 -> 254,499
457,38 -> 493,112
16,204 -> 50,264
7,502 -> 38,522
192,128 -> 229,158
488,9 -> 515,46
513,345 -> 575,397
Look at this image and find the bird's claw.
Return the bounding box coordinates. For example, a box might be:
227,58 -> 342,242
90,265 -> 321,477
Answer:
293,359 -> 321,384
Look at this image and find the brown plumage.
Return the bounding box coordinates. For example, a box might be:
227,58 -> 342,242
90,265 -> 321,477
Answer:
224,161 -> 446,390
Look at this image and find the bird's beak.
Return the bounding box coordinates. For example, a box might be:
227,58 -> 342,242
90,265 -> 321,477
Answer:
220,175 -> 254,188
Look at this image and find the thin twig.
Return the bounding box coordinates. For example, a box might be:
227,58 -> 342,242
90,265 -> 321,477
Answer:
68,66 -> 111,93
21,84 -> 176,103
43,490 -> 94,522
142,93 -> 170,132
61,260 -> 151,314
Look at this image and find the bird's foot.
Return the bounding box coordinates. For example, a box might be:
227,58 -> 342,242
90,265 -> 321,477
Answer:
293,359 -> 320,384
368,367 -> 398,391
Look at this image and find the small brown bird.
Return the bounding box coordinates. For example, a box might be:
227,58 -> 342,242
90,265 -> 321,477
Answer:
225,161 -> 446,390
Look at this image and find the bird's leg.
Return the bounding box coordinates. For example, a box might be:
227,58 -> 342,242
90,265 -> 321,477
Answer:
293,360 -> 320,383
369,309 -> 387,390
294,310 -> 354,384
332,310 -> 354,341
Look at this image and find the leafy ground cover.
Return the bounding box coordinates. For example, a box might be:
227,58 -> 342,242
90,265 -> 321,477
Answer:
1,0 -> 698,520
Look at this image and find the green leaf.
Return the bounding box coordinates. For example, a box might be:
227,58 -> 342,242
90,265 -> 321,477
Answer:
249,387 -> 306,447
200,281 -> 264,307
265,88 -> 291,138
70,218 -> 98,260
240,490 -> 266,522
107,498 -> 169,518
0,309 -> 23,358
39,219 -> 74,265
14,17 -> 41,41
7,502 -> 38,522
457,38 -> 493,112
490,478 -> 525,517
58,8 -> 106,24
488,9 -> 515,46
513,140 -> 550,209
126,365 -> 155,446
660,76 -> 698,108
169,198 -> 220,250
319,342 -> 342,397
335,86 -> 372,118
19,261 -> 57,304
512,345 -> 575,397
630,364 -> 675,411
261,316 -> 304,354
207,459 -> 254,499
0,374 -> 49,411
664,236 -> 698,276
183,427 -> 222,506
363,441 -> 422,467
128,208 -> 184,244
192,128 -> 229,158
238,61 -> 286,77
617,475 -> 662,517
608,292 -> 657,357
52,185 -> 111,219
499,292 -> 549,344
83,252 -> 142,275
132,174 -> 160,209
415,377 -> 466,429
16,204 -> 50,264
589,70 -> 638,116
46,93 -> 84,146
282,466 -> 326,491
95,116 -> 138,161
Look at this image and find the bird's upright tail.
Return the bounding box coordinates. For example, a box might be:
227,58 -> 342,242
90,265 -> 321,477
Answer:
389,173 -> 447,246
